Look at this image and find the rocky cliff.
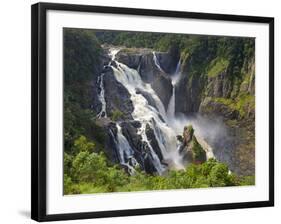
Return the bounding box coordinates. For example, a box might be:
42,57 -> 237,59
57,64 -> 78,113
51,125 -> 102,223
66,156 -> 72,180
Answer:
173,38 -> 255,175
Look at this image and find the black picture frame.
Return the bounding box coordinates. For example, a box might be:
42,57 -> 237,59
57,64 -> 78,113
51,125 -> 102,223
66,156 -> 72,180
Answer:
31,2 -> 274,222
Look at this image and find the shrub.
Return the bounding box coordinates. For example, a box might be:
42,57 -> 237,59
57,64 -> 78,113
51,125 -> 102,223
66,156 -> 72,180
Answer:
110,109 -> 124,121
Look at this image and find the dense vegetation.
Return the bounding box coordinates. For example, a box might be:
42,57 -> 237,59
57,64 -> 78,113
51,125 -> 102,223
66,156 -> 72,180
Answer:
64,29 -> 106,153
64,135 -> 254,194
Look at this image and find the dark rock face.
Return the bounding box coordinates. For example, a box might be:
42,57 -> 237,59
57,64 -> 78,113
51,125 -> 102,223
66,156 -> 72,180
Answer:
102,68 -> 134,120
157,46 -> 180,74
175,67 -> 206,114
151,74 -> 173,110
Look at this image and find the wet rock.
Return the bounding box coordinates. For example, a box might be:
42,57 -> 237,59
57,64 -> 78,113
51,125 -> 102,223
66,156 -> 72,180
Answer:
111,60 -> 118,68
136,88 -> 158,110
115,50 -> 142,69
119,121 -> 164,174
145,124 -> 163,161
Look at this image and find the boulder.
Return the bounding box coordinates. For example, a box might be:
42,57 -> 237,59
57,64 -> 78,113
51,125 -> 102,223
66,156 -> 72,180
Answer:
179,125 -> 207,164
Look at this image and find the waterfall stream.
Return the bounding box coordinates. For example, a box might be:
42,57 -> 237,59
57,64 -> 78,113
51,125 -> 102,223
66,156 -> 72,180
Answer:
96,73 -> 107,118
167,59 -> 181,120
115,123 -> 139,174
152,51 -> 165,73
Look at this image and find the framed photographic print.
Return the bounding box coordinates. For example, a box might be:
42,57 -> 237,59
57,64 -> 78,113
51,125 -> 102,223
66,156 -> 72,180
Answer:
31,2 -> 274,222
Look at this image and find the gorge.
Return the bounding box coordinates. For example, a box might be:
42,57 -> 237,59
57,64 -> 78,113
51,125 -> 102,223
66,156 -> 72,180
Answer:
63,29 -> 255,193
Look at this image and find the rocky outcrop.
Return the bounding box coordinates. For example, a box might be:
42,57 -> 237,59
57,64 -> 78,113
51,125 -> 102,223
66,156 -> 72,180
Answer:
178,125 -> 207,164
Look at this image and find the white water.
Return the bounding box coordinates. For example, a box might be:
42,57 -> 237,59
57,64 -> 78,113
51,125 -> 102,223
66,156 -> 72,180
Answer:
116,124 -> 139,174
152,51 -> 165,73
167,59 -> 181,120
109,49 -> 184,172
96,73 -> 107,118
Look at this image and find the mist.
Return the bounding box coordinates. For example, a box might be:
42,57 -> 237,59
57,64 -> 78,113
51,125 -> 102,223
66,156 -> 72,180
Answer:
168,113 -> 236,168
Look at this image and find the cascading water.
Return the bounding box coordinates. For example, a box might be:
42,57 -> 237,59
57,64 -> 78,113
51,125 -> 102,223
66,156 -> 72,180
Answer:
109,49 -> 185,172
115,123 -> 139,174
167,59 -> 181,120
96,73 -> 107,118
152,51 -> 165,73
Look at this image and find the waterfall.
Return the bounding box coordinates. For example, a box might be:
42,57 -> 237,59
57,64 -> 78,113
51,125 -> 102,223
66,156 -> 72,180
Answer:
175,59 -> 181,74
152,51 -> 164,73
115,123 -> 139,174
96,73 -> 107,118
167,87 -> 175,119
167,59 -> 181,120
109,49 -> 184,171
